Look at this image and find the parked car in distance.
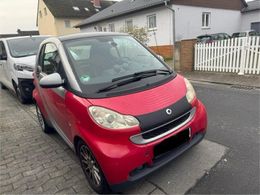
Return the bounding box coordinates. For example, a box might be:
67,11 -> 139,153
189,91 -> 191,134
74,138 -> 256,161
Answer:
197,33 -> 231,43
33,32 -> 207,193
0,36 -> 49,103
232,30 -> 259,38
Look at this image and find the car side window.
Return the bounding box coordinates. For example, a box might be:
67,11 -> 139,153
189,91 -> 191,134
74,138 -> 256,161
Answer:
0,41 -> 7,59
39,43 -> 67,80
41,43 -> 59,75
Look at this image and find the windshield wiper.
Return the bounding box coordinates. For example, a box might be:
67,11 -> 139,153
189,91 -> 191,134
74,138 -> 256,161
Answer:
112,69 -> 173,82
98,69 -> 173,93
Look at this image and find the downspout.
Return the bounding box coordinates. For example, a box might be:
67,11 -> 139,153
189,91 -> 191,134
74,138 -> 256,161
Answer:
164,0 -> 175,68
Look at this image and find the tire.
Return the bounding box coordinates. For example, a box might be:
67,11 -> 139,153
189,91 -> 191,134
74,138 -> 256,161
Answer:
77,140 -> 111,194
35,103 -> 53,134
0,82 -> 7,89
13,82 -> 27,104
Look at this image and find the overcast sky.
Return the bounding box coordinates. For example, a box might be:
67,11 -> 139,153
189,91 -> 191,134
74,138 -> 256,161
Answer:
0,0 -> 255,34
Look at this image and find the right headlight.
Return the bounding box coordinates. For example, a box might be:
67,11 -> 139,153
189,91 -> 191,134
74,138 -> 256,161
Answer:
88,106 -> 139,130
184,78 -> 196,103
14,63 -> 34,72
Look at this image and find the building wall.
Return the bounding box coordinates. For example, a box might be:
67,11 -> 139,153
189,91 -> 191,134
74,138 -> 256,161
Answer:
38,0 -> 57,35
55,18 -> 81,35
241,10 -> 260,31
80,4 -> 242,57
37,0 -> 81,35
80,6 -> 173,47
173,4 -> 242,41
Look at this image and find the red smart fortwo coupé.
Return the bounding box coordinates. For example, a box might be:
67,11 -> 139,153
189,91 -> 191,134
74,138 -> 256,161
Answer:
33,33 -> 207,194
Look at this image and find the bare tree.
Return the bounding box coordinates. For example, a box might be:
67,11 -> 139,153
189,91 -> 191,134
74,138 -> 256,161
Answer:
120,26 -> 149,44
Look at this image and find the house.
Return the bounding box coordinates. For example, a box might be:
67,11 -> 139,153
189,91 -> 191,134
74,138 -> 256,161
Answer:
241,0 -> 260,32
76,0 -> 247,58
36,0 -> 115,35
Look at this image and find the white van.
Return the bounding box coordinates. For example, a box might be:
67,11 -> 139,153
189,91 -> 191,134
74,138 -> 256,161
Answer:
0,36 -> 48,103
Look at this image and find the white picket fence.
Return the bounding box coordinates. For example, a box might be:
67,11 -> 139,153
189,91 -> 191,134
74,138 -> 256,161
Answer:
194,36 -> 260,75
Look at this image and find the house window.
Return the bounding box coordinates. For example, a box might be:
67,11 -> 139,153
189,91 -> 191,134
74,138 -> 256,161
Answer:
125,19 -> 133,31
202,12 -> 210,28
64,20 -> 71,28
147,14 -> 157,30
39,11 -> 42,18
44,7 -> 47,15
98,26 -> 102,32
108,23 -> 115,32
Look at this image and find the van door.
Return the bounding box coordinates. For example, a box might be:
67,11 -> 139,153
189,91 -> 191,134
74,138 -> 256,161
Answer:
0,41 -> 8,86
36,43 -> 73,144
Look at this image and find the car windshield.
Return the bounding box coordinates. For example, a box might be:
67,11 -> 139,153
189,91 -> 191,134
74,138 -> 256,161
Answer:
63,35 -> 169,85
7,37 -> 47,58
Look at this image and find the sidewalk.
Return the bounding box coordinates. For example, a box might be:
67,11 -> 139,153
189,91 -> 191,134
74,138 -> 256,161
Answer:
177,71 -> 260,88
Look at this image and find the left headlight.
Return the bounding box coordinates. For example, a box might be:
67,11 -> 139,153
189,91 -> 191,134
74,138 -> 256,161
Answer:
14,63 -> 34,72
88,106 -> 139,130
184,78 -> 196,103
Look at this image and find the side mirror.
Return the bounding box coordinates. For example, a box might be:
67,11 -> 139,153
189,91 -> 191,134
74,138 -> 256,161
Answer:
0,53 -> 7,60
39,73 -> 64,88
157,55 -> 164,61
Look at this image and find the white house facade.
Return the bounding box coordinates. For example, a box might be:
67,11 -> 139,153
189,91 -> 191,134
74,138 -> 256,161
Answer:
76,0 -> 247,58
241,0 -> 260,32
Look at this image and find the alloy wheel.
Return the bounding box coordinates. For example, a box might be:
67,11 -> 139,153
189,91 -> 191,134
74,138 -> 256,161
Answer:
80,145 -> 102,187
36,105 -> 45,130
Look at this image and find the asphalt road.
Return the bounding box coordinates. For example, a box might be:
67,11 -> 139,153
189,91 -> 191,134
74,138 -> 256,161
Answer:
188,82 -> 260,194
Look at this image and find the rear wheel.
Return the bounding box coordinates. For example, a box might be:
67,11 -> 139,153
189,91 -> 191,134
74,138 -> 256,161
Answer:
77,140 -> 111,194
35,103 -> 53,134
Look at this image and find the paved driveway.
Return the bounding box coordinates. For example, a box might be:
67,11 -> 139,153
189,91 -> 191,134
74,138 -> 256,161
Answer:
0,88 -> 226,194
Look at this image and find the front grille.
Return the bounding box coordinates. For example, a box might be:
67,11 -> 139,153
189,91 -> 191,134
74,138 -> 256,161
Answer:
142,111 -> 190,139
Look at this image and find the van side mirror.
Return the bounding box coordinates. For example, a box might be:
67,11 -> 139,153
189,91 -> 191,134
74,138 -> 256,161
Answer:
0,53 -> 7,60
39,73 -> 64,88
157,55 -> 164,61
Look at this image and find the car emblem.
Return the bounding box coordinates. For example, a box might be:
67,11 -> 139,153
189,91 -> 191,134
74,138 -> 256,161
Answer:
166,108 -> 172,115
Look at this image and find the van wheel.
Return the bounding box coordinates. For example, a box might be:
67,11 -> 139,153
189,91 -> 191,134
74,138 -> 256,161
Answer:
13,82 -> 27,104
35,103 -> 53,134
77,140 -> 111,194
0,82 -> 7,89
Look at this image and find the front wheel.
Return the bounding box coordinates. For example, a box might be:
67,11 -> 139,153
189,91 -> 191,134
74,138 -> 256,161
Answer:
35,103 -> 53,134
14,83 -> 27,104
77,140 -> 111,194
0,82 -> 7,89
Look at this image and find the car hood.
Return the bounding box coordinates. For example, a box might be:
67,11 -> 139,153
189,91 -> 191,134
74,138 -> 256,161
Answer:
87,74 -> 187,116
13,55 -> 36,67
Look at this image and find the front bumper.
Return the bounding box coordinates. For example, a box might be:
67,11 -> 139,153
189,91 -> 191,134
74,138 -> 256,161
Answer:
18,78 -> 34,99
111,131 -> 205,192
82,100 -> 207,189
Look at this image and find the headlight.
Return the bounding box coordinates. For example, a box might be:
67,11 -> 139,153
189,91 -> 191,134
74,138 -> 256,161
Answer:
89,106 -> 139,130
14,63 -> 34,72
184,78 -> 196,103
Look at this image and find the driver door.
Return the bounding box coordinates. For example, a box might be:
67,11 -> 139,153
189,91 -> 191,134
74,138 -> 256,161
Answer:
36,43 -> 73,143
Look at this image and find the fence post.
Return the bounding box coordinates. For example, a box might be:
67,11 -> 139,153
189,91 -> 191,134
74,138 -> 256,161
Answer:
238,37 -> 247,75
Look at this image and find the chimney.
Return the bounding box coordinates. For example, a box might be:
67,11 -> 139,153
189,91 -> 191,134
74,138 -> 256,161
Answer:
91,0 -> 101,8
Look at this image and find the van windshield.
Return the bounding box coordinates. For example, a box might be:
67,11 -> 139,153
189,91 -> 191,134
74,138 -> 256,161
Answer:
7,37 -> 47,58
63,35 -> 173,96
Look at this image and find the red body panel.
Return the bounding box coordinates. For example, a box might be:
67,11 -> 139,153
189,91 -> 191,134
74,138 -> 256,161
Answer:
34,74 -> 207,186
88,75 -> 187,115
